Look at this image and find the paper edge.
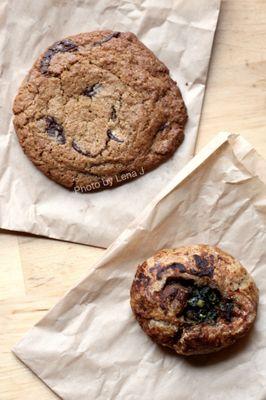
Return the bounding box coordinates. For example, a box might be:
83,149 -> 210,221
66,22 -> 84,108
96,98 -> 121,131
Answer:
14,131 -> 264,351
12,132 -> 231,350
12,130 -> 266,398
0,0 -> 222,249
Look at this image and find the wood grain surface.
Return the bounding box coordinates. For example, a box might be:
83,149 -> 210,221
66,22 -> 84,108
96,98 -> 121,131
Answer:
1,1 -> 266,398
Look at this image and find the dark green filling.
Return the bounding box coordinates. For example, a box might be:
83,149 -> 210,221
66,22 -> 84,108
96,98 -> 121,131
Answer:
183,285 -> 233,323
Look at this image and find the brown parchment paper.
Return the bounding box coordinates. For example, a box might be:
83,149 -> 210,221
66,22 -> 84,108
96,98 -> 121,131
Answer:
13,133 -> 266,400
0,0 -> 220,248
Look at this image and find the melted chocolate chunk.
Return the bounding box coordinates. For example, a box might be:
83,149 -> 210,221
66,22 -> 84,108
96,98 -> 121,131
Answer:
156,258 -> 234,324
192,254 -> 214,277
160,276 -> 234,324
40,39 -> 78,74
45,116 -> 65,144
162,283 -> 181,302
194,255 -> 209,269
150,262 -> 186,280
160,278 -> 191,313
83,83 -> 102,97
163,276 -> 194,288
110,105 -> 117,121
107,129 -> 124,143
93,31 -> 121,46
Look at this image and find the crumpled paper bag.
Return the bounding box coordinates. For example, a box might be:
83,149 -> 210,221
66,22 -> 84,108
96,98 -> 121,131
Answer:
0,0 -> 221,247
13,132 -> 266,400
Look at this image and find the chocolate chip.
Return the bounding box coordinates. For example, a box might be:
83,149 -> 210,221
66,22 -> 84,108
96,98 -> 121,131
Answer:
93,31 -> 121,46
40,50 -> 54,75
72,139 -> 91,156
40,39 -> 78,74
157,122 -> 170,132
72,137 -> 110,158
83,83 -> 102,97
167,262 -> 186,273
45,116 -> 65,144
72,128 -> 123,158
53,39 -> 78,53
107,129 -> 124,143
110,105 -> 117,121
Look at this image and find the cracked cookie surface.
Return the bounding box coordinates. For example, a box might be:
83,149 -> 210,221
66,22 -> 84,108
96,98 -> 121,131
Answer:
130,245 -> 258,355
13,30 -> 187,191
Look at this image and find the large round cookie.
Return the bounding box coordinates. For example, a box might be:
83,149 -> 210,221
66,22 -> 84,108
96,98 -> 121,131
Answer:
13,30 -> 187,191
130,245 -> 259,355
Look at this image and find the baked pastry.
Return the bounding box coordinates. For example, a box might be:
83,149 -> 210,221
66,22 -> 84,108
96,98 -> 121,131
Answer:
130,245 -> 258,355
13,30 -> 187,191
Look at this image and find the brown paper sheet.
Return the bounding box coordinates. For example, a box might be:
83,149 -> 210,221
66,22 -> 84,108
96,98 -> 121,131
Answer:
0,0 -> 221,247
13,133 -> 266,400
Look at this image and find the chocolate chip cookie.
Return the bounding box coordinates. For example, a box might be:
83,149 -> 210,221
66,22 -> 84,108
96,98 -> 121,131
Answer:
13,30 -> 187,191
130,245 -> 259,355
